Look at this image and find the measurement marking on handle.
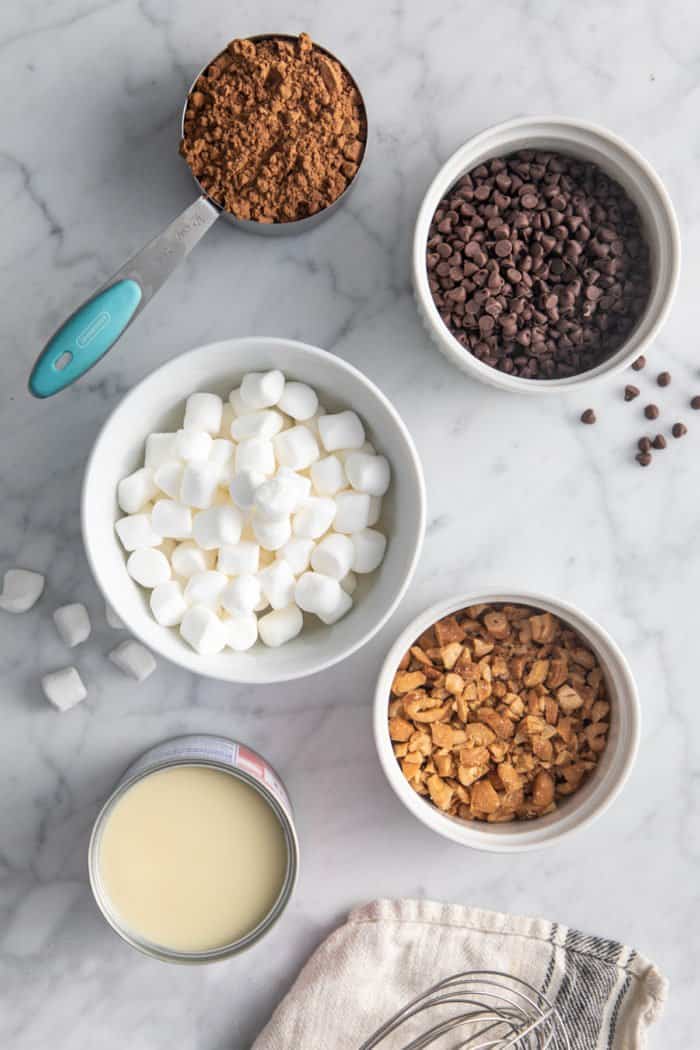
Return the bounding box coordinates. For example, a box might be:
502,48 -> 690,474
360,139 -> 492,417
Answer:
77,310 -> 112,349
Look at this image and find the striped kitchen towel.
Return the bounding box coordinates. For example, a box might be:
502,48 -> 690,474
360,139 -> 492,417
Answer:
253,899 -> 667,1049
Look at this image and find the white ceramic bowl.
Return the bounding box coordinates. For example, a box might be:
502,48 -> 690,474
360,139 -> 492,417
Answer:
374,589 -> 640,852
82,338 -> 426,683
413,116 -> 681,393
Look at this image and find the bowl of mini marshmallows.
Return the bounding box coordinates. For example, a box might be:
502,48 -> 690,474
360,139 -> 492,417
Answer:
82,338 -> 425,683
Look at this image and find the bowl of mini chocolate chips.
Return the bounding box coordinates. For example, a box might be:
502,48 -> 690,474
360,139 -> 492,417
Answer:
413,117 -> 680,391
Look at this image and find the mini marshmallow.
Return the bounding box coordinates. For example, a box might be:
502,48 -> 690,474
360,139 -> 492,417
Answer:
229,469 -> 265,510
258,560 -> 296,610
153,461 -> 184,499
219,403 -> 235,438
276,537 -> 315,575
118,467 -> 157,514
150,580 -> 188,626
225,613 -> 258,651
171,541 -> 214,578
192,504 -> 243,549
235,437 -> 276,476
41,667 -> 87,711
175,428 -> 213,463
352,528 -> 387,573
255,472 -> 309,519
318,588 -> 352,625
53,603 -> 91,647
274,425 -> 319,470
221,574 -> 262,615
344,452 -> 391,496
180,462 -> 220,509
151,499 -> 193,540
209,439 -> 236,483
368,495 -> 382,527
277,381 -> 318,421
0,569 -> 45,613
311,533 -> 354,580
183,392 -> 222,435
105,602 -> 124,629
184,570 -> 228,609
217,541 -> 260,576
127,548 -> 172,588
240,369 -> 285,409
340,571 -> 357,595
318,410 -> 365,452
115,514 -> 163,552
333,491 -> 371,534
258,605 -> 303,647
109,640 -> 157,682
295,571 -> 345,619
231,410 -> 284,441
145,433 -> 178,468
310,455 -> 346,495
228,387 -> 246,415
180,605 -> 227,655
292,497 -> 336,539
252,514 -> 292,551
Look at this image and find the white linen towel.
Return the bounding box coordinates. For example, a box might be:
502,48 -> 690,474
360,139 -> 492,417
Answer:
253,899 -> 667,1049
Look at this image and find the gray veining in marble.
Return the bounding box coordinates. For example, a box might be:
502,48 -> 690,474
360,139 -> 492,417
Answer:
0,1 -> 697,1046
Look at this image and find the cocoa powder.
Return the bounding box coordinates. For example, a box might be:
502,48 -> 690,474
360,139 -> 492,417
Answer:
180,33 -> 366,223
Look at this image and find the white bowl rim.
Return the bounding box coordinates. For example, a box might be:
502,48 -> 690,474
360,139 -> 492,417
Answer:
374,587 -> 641,852
81,336 -> 427,684
413,115 -> 681,394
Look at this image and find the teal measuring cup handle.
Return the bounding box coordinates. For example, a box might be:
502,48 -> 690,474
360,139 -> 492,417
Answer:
29,195 -> 220,398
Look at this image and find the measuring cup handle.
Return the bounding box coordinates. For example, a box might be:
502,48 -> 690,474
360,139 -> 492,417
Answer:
29,196 -> 220,398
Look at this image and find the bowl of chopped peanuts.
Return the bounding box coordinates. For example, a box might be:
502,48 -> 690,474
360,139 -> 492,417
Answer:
374,589 -> 640,851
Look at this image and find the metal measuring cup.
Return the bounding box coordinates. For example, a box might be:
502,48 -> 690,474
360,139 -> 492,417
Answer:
29,35 -> 367,398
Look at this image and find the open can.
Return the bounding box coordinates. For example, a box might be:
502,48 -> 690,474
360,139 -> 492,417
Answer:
88,734 -> 299,963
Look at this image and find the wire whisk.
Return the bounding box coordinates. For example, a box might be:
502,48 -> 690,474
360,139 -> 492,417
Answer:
359,970 -> 571,1050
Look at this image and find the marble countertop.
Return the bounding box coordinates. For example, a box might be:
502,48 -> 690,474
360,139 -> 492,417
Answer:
1,1 -> 696,1046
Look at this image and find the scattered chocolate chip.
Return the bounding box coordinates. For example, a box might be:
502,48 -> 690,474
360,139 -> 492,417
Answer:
631,355 -> 646,371
580,409 -> 596,424
657,371 -> 671,387
672,422 -> 687,438
624,384 -> 640,401
635,452 -> 652,466
652,434 -> 666,449
638,436 -> 652,453
644,404 -> 659,420
691,396 -> 700,410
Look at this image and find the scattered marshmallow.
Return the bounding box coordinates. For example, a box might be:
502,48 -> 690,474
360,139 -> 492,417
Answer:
333,491 -> 371,534
193,505 -> 243,549
153,461 -> 184,499
105,602 -> 124,629
109,640 -> 156,682
310,455 -> 346,495
217,541 -> 260,576
252,514 -> 292,551
344,452 -> 391,496
127,548 -> 172,588
115,513 -> 163,552
318,411 -> 365,452
258,560 -> 296,610
184,570 -> 228,609
318,588 -> 352,625
151,499 -> 193,540
229,469 -> 265,510
171,541 -> 214,578
221,574 -> 262,615
292,497 -> 336,539
180,605 -> 227,654
311,533 -> 354,580
183,392 -> 222,435
273,425 -> 319,470
0,569 -> 45,613
118,468 -> 157,514
235,437 -> 276,476
175,428 -> 213,463
352,528 -> 387,573
276,537 -> 314,575
150,580 -> 188,626
225,613 -> 258,651
258,605 -> 303,647
53,603 -> 91,648
145,433 -> 178,468
231,410 -> 284,441
41,667 -> 87,711
180,462 -> 220,509
277,381 -> 318,421
241,369 -> 285,409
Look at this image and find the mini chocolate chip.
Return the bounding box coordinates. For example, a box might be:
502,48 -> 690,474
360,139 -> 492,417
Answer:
580,408 -> 596,424
672,422 -> 687,438
624,384 -> 640,401
644,404 -> 659,420
638,436 -> 652,453
652,434 -> 666,449
635,452 -> 652,466
631,355 -> 646,371
657,371 -> 671,387
691,396 -> 700,410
